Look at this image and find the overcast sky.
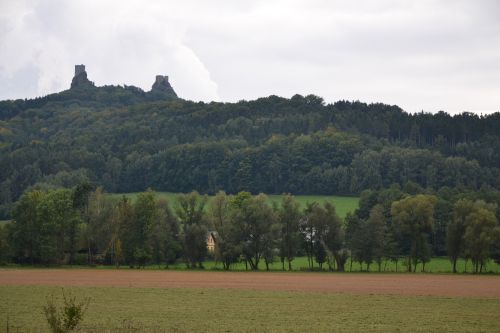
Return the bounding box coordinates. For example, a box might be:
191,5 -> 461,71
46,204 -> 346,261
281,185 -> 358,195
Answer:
1,0 -> 499,114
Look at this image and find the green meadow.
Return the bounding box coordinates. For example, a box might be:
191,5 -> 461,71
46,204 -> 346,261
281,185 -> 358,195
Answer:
6,256 -> 494,274
109,192 -> 359,218
161,256 -> 500,274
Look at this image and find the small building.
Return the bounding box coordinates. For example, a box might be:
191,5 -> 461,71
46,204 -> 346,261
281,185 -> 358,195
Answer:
206,231 -> 216,252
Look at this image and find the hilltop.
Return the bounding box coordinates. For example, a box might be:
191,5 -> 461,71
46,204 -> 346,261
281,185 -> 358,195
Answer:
0,65 -> 177,120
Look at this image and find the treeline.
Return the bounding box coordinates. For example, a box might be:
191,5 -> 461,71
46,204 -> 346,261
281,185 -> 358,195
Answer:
1,93 -> 500,219
1,185 -> 499,273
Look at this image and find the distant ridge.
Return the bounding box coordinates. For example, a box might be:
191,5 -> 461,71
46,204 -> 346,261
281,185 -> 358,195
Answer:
70,64 -> 177,98
0,65 -> 179,120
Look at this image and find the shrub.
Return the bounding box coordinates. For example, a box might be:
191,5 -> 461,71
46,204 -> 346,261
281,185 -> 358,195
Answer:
43,289 -> 90,333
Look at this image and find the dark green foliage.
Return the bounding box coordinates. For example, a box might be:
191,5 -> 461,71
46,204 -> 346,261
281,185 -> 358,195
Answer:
9,189 -> 77,265
231,192 -> 276,270
1,89 -> 500,219
463,201 -> 499,273
301,201 -> 344,271
176,192 -> 208,268
391,195 -> 438,272
352,204 -> 386,271
209,191 -> 241,270
0,224 -> 9,264
447,199 -> 473,273
276,194 -> 301,270
149,199 -> 181,268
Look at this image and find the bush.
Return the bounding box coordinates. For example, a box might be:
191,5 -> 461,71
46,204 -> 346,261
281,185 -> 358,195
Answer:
73,253 -> 88,265
43,289 -> 90,333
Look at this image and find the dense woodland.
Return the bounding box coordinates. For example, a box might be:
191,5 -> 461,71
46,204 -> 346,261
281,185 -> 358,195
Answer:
1,188 -> 499,273
1,84 -> 500,219
0,82 -> 500,271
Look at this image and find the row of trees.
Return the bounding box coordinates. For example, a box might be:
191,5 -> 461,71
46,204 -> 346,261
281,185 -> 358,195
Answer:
1,186 -> 499,273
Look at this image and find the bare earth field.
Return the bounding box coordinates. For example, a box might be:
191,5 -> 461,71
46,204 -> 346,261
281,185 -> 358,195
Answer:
1,269 -> 499,298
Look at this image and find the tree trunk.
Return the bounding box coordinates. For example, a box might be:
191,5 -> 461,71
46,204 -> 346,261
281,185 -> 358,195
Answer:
336,258 -> 345,272
288,260 -> 292,271
87,245 -> 92,266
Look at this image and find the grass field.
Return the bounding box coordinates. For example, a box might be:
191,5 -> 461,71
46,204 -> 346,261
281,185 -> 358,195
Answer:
109,192 -> 359,218
5,256 -> 495,274
158,256 -> 500,274
2,285 -> 500,332
5,255 -> 499,274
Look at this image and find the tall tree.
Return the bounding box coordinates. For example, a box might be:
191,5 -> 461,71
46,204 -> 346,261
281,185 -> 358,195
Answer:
345,212 -> 363,271
83,188 -> 113,265
463,200 -> 499,273
391,194 -> 437,272
176,191 -> 208,268
209,191 -> 241,270
37,189 -> 77,264
130,190 -> 157,267
148,198 -> 180,268
300,202 -> 317,269
0,223 -> 8,264
10,190 -> 44,264
446,199 -> 474,273
115,196 -> 134,266
367,204 -> 386,271
232,192 -> 276,270
322,202 -> 346,272
308,203 -> 329,269
277,194 -> 301,271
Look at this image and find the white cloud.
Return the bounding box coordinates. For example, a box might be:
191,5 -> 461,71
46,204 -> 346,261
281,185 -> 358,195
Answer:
0,0 -> 499,113
0,0 -> 220,101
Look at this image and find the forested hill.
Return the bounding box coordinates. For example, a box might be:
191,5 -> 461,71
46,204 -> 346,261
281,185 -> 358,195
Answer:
0,82 -> 499,218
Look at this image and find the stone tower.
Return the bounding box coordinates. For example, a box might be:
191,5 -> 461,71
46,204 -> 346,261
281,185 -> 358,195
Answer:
75,64 -> 86,76
71,64 -> 94,89
150,75 -> 177,97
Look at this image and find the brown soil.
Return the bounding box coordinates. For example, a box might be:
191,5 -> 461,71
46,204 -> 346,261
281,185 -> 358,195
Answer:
1,269 -> 499,298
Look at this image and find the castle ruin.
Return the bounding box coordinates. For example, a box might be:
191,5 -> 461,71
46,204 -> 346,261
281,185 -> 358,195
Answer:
69,65 -> 177,97
71,64 -> 94,89
75,64 -> 86,76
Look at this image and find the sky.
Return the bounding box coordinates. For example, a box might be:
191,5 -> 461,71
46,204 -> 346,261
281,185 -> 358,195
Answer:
1,0 -> 499,114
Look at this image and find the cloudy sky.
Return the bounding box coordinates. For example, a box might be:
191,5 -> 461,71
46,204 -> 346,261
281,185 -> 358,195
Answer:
1,0 -> 499,114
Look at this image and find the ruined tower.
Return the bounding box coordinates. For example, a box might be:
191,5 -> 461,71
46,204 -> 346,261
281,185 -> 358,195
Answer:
71,64 -> 94,89
150,75 -> 177,97
75,64 -> 86,76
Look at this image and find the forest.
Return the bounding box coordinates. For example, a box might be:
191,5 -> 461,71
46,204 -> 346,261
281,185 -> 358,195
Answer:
1,83 -> 499,219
